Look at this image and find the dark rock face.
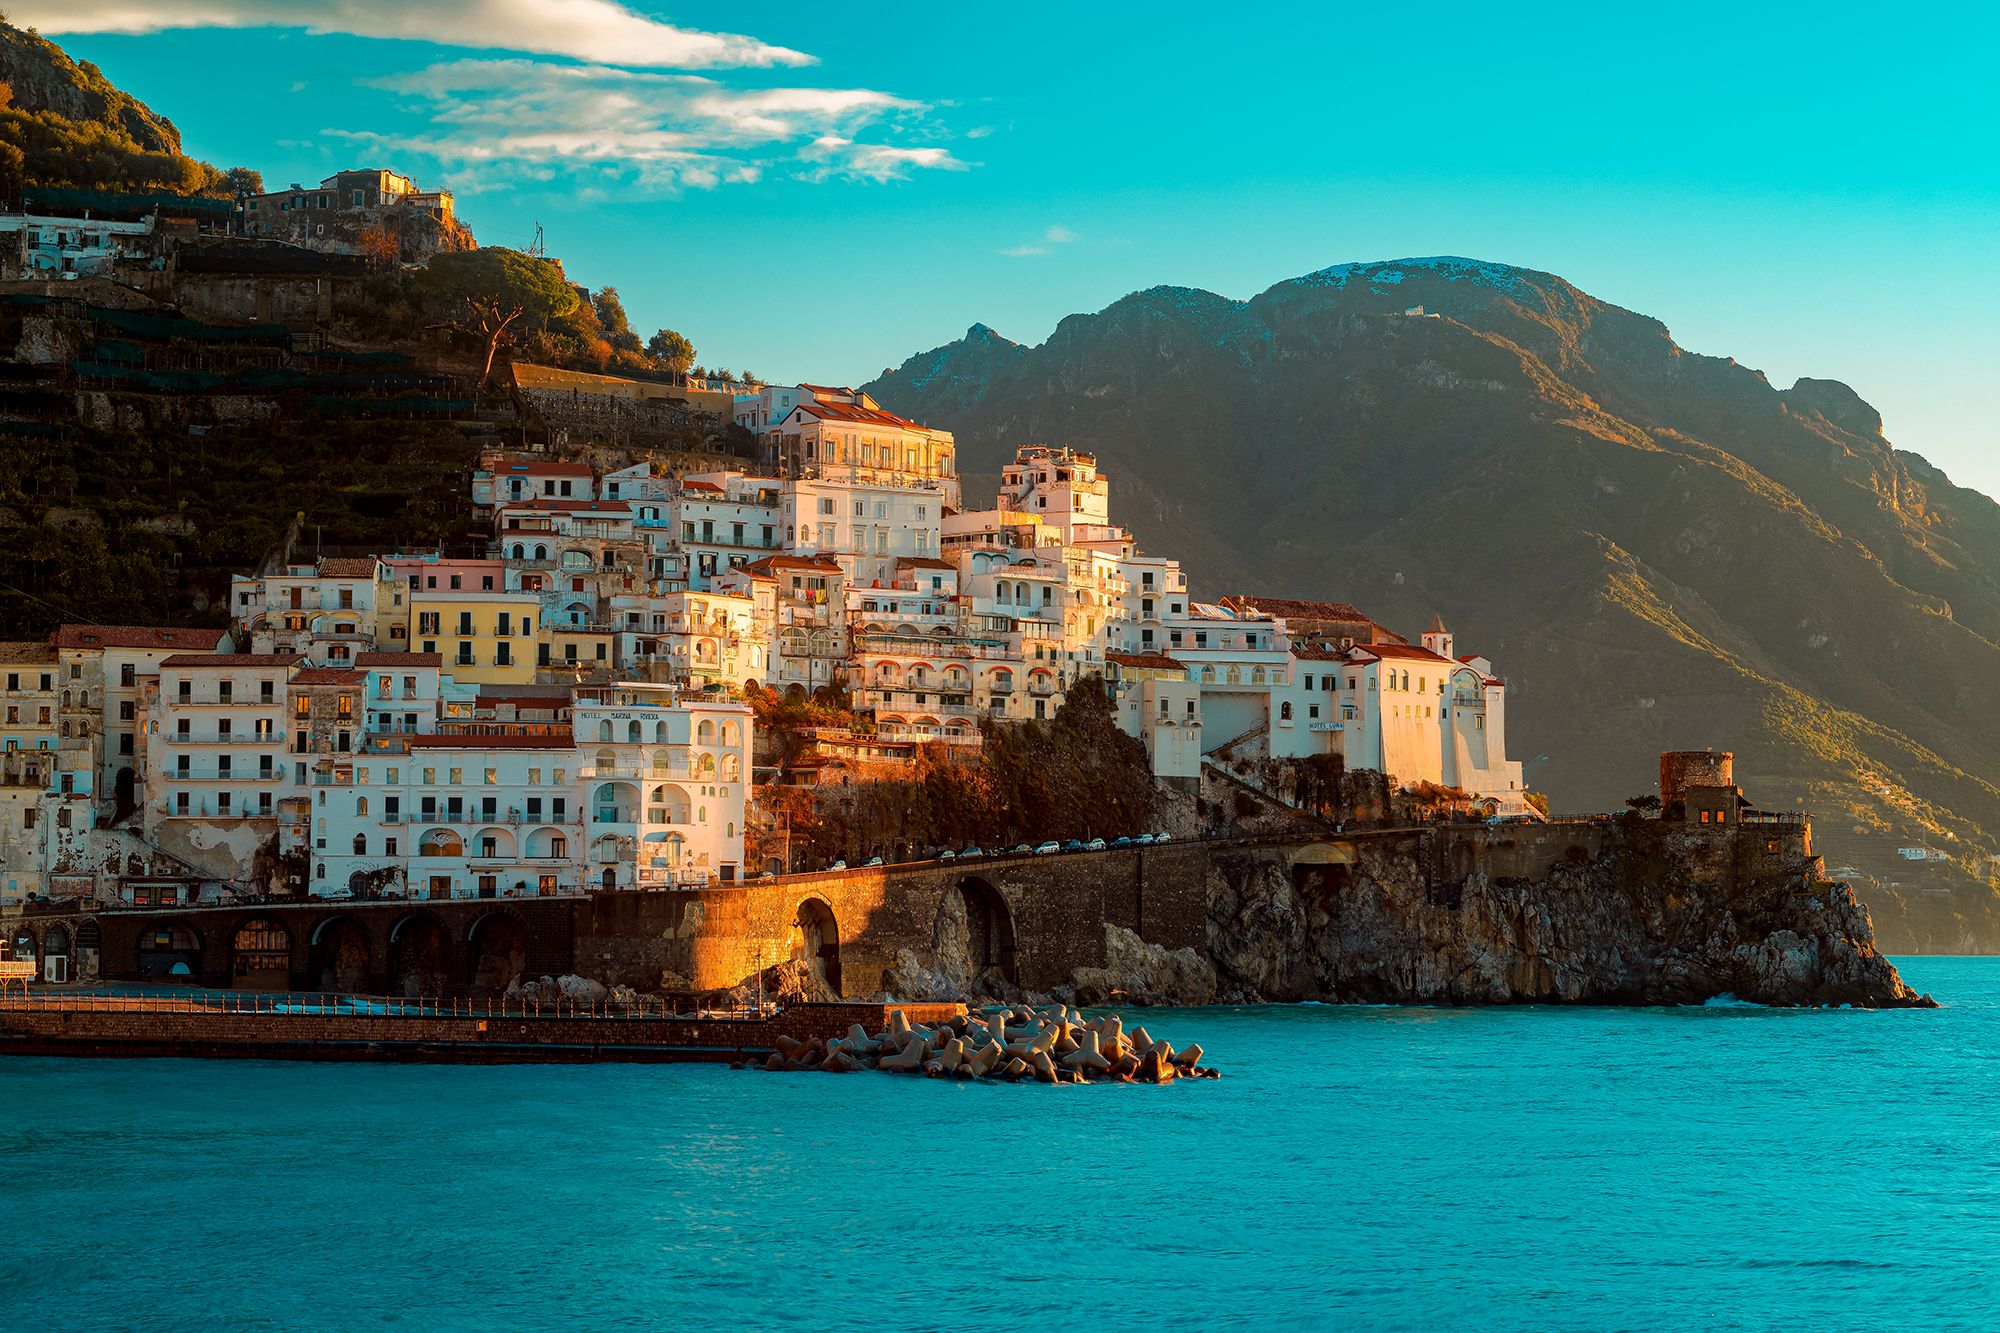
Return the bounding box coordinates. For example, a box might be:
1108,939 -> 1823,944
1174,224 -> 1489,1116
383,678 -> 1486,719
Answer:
1204,825 -> 1929,1008
867,256 -> 2000,951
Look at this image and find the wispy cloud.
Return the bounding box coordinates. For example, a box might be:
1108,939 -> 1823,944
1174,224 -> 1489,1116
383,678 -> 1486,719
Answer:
999,224 -> 1079,258
10,0 -> 810,68
340,59 -> 963,192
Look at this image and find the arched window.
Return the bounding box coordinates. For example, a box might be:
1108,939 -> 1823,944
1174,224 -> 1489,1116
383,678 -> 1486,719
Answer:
721,755 -> 741,781
721,721 -> 739,748
1279,701 -> 1293,721
510,543 -> 524,559
654,721 -> 667,742
697,719 -> 716,745
1226,665 -> 1242,685
1251,667 -> 1266,685
1201,666 -> 1215,684
595,747 -> 617,771
627,720 -> 642,742
355,796 -> 368,816
534,543 -> 547,561
353,833 -> 366,854
598,720 -> 613,742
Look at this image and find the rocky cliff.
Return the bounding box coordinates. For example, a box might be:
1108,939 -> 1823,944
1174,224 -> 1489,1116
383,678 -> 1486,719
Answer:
1204,822 -> 1927,1007
867,256 -> 2000,952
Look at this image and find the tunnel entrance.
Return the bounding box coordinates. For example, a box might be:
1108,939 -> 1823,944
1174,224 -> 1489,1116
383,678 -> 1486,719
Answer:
310,917 -> 371,993
390,914 -> 449,997
792,898 -> 842,996
956,878 -> 1019,984
467,913 -> 528,995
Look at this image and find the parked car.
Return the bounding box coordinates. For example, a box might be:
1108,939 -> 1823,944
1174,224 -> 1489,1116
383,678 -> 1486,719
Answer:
828,860 -> 847,871
864,856 -> 885,867
936,848 -> 957,862
960,847 -> 984,860
1062,839 -> 1085,853
1034,840 -> 1061,855
1085,838 -> 1107,852
1152,831 -> 1173,843
1011,843 -> 1033,855
1110,836 -> 1133,849
320,887 -> 354,902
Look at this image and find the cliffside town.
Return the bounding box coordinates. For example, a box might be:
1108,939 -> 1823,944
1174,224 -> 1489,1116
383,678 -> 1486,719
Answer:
0,376 -> 1533,913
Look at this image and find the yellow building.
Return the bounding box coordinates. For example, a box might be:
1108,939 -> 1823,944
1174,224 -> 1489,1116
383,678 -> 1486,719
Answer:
407,592 -> 541,685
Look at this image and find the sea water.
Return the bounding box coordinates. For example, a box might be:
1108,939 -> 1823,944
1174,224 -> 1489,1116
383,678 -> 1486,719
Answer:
3,956 -> 1997,1331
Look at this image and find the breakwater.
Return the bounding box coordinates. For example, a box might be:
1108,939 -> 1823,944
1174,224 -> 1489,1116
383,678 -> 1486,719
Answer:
756,1004 -> 1216,1083
0,994 -> 963,1064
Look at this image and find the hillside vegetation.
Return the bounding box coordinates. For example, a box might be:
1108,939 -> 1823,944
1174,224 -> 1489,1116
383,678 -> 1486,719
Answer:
868,258 -> 2000,950
0,19 -> 255,198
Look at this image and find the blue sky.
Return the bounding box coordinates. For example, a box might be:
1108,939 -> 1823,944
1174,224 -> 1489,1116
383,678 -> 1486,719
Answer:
22,1 -> 2000,492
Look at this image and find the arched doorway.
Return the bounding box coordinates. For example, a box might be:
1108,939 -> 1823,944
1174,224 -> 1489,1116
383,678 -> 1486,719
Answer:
75,920 -> 101,983
792,898 -> 842,995
956,878 -> 1019,984
40,925 -> 71,985
466,913 -> 528,994
309,916 -> 371,993
389,914 -> 449,998
135,922 -> 201,981
231,919 -> 293,990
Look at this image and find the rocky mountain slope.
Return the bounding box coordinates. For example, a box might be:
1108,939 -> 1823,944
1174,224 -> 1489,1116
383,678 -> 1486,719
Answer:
867,258 -> 2000,951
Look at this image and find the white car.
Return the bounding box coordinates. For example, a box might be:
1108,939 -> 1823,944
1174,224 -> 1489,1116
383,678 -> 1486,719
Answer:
1085,838 -> 1106,852
828,860 -> 848,871
1152,831 -> 1173,844
1034,840 -> 1061,855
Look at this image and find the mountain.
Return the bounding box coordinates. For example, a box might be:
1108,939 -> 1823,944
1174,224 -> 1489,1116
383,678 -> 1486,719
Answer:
867,257 -> 2000,951
0,19 -> 250,197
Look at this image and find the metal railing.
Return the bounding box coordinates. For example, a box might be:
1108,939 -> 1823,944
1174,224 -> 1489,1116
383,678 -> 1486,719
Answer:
0,989 -> 774,1022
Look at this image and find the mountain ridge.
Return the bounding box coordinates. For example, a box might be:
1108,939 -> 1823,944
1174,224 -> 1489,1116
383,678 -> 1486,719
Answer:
866,255 -> 2000,950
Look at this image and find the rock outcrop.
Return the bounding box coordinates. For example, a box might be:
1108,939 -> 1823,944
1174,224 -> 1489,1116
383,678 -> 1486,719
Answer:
1205,822 -> 1930,1008
1069,925 -> 1218,1007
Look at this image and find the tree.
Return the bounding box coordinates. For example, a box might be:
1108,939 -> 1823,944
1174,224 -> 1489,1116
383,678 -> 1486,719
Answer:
648,328 -> 695,373
413,248 -> 579,382
222,165 -> 264,196
592,286 -> 644,353
356,224 -> 400,270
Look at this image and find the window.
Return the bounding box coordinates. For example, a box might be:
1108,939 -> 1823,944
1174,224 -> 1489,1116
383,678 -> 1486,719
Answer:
120,664 -> 136,687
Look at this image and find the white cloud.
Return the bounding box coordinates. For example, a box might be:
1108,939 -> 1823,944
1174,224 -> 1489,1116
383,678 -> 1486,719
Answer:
999,224 -> 1079,258
341,60 -> 962,193
798,135 -> 969,183
10,0 -> 810,68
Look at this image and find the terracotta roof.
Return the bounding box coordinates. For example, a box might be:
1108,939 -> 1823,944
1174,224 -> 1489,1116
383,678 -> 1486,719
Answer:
290,668 -> 363,685
406,731 -> 574,749
158,653 -> 304,668
491,460 -> 592,477
896,557 -> 956,570
679,479 -> 725,492
744,554 -> 844,573
315,557 -> 381,578
786,398 -> 934,432
1106,652 -> 1184,672
1219,595 -> 1374,623
498,498 -> 632,514
1350,642 -> 1458,665
356,652 -> 443,667
54,625 -> 226,651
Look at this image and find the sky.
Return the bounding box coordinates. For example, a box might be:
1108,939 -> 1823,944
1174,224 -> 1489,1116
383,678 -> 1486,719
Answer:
19,1 -> 2000,492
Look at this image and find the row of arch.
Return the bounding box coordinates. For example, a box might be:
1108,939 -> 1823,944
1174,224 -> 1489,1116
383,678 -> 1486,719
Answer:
586,718 -> 742,747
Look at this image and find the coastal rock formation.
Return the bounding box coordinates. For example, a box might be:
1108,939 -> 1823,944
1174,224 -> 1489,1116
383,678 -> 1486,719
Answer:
1068,925 -> 1218,1008
1205,822 -> 1929,1007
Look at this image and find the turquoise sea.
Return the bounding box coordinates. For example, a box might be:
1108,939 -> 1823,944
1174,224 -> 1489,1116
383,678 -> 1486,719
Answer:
3,956 -> 1996,1331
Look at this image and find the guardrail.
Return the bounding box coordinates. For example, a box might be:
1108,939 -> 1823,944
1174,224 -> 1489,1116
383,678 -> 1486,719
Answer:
0,989 -> 773,1021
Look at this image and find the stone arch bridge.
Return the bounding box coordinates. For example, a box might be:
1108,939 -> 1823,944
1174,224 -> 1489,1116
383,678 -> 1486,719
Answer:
11,820 -> 1679,998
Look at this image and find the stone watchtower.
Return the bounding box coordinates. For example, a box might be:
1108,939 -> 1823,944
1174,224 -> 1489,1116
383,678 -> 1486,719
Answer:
1659,750 -> 1734,822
